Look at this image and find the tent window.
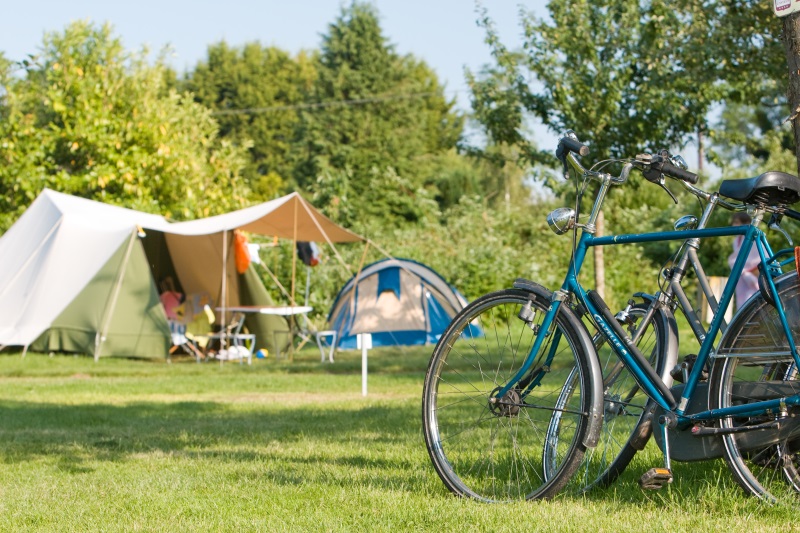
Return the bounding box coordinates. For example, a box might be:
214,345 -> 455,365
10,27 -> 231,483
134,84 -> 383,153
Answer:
376,267 -> 401,300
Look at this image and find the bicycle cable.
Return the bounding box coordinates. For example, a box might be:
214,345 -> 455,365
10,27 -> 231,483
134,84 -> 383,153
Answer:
569,157 -> 632,316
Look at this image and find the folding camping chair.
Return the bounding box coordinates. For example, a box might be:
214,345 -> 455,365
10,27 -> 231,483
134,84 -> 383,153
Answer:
168,320 -> 206,362
161,280 -> 206,362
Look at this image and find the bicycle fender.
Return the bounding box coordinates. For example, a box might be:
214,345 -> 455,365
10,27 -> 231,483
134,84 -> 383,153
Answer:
632,292 -> 680,385
512,278 -> 605,449
718,270 -> 799,357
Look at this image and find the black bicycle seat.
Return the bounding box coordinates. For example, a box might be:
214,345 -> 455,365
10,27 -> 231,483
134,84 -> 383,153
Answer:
718,171 -> 800,206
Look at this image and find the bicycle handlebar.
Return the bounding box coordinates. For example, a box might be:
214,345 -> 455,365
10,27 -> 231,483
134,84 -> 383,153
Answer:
659,160 -> 699,185
555,130 -> 798,230
784,208 -> 800,222
638,153 -> 699,185
559,135 -> 589,157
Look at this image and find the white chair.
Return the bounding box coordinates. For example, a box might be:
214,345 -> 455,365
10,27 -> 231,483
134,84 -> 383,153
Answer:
315,330 -> 337,363
206,312 -> 255,365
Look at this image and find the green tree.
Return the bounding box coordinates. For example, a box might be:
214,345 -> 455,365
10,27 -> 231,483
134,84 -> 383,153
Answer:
0,21 -> 250,231
470,1 -> 782,163
710,97 -> 794,168
183,41 -> 317,199
298,2 -> 463,225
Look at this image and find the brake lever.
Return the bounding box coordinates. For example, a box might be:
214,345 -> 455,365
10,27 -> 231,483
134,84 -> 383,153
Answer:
635,153 -> 678,204
768,213 -> 794,246
555,143 -> 570,180
658,181 -> 678,204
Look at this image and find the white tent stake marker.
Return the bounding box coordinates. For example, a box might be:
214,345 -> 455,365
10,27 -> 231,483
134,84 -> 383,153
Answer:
357,333 -> 372,397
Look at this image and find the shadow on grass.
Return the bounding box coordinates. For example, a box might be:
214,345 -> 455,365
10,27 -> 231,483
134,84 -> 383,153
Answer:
1,398 -> 791,512
0,399 -> 420,473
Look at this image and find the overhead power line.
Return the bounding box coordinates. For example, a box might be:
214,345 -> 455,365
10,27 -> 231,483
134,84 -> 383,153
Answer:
210,91 -> 444,116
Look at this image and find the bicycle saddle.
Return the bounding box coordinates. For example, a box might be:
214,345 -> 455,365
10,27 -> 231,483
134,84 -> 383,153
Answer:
718,171 -> 800,206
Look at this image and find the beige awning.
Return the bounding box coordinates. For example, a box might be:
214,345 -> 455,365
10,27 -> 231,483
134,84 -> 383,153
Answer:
163,192 -> 364,243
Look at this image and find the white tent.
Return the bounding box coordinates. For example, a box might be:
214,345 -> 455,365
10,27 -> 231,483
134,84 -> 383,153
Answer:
0,189 -> 363,359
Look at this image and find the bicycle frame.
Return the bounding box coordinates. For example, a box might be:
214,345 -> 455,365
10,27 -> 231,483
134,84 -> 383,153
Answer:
496,185 -> 800,430
660,196 -> 730,343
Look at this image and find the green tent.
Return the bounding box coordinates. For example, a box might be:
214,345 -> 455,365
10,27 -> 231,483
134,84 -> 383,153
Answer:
0,189 -> 363,360
30,231 -> 289,359
31,232 -> 170,358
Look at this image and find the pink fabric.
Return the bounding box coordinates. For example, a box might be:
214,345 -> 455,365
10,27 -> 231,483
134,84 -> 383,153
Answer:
728,235 -> 760,310
160,291 -> 183,320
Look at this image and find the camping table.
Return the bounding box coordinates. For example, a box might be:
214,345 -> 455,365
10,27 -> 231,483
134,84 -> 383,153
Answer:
216,306 -> 314,359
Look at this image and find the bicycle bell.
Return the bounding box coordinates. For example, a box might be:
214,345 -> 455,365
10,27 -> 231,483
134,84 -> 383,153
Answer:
671,154 -> 689,170
547,207 -> 577,235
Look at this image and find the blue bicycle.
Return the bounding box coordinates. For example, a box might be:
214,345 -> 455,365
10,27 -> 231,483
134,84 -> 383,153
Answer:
422,132 -> 800,503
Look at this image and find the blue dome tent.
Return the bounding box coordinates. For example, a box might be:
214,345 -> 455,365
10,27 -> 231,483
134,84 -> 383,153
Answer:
327,258 -> 477,349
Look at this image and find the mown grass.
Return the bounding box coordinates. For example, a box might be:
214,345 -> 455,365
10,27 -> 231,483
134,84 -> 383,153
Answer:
0,346 -> 795,532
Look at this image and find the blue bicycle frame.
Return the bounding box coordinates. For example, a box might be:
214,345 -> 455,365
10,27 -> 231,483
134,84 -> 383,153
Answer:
496,221 -> 800,426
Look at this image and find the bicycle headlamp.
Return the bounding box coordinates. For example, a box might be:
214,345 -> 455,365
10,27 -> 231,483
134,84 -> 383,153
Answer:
673,215 -> 698,231
547,207 -> 576,235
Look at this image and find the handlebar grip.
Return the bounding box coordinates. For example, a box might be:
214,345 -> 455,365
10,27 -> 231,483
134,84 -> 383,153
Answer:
559,136 -> 589,157
784,208 -> 800,222
660,161 -> 698,184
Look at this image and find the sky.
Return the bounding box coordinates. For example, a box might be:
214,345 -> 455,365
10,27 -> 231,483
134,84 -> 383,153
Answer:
0,1 -> 707,170
0,1 -> 547,111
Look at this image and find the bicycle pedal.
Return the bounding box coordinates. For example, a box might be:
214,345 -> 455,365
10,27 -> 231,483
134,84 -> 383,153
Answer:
638,467 -> 673,490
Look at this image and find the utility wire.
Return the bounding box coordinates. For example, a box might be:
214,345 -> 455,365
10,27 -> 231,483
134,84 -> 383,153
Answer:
210,90 -> 444,116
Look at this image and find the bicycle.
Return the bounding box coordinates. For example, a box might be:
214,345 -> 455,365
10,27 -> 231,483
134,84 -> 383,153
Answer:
421,131 -> 800,503
576,163 -> 759,490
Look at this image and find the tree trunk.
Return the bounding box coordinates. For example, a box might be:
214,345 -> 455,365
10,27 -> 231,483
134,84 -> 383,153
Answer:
697,128 -> 704,173
594,210 -> 606,300
782,12 -> 800,173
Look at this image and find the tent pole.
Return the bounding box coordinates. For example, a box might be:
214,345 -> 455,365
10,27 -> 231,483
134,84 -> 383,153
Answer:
291,198 -> 298,306
220,230 -> 228,357
95,229 -> 138,362
288,199 -> 299,359
305,267 -> 311,307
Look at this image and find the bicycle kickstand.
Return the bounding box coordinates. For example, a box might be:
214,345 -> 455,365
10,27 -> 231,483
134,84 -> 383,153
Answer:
638,414 -> 675,490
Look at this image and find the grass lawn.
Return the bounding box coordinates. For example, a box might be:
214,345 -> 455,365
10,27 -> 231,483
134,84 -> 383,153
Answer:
0,346 -> 795,532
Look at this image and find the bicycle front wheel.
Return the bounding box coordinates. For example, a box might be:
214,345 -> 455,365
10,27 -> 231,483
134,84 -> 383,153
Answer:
422,288 -> 596,502
710,271 -> 800,503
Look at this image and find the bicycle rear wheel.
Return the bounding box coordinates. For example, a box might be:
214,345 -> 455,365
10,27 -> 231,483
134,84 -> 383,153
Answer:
570,301 -> 677,491
422,288 -> 597,502
710,272 -> 800,503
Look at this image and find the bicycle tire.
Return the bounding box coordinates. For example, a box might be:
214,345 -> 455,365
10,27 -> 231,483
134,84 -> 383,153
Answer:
568,301 -> 677,491
422,287 -> 597,502
710,271 -> 800,503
